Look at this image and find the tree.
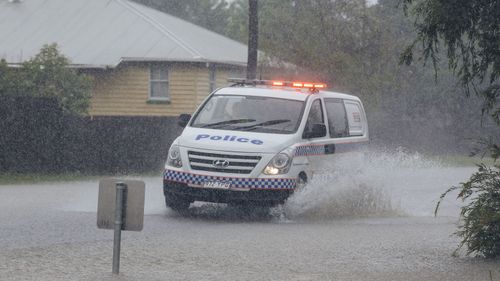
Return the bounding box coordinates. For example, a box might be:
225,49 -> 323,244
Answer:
401,0 -> 500,124
402,0 -> 500,257
132,0 -> 236,40
436,163 -> 500,258
0,44 -> 92,114
0,59 -> 18,95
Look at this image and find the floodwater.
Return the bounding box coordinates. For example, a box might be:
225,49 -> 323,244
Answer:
0,150 -> 499,281
62,149 -> 469,219
285,149 -> 468,219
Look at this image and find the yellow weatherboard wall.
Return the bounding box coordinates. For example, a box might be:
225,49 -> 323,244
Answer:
89,64 -> 226,117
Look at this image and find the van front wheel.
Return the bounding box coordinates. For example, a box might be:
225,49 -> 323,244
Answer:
296,173 -> 308,190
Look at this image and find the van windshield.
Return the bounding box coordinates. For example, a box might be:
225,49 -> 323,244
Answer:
191,95 -> 305,134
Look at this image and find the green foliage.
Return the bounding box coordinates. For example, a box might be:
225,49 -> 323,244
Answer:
0,173 -> 97,185
0,43 -> 92,114
132,0 -> 241,41
258,0 -> 386,87
436,163 -> 500,258
0,59 -> 18,94
402,0 -> 500,258
401,0 -> 500,124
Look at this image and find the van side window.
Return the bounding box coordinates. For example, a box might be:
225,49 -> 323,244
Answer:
302,99 -> 325,138
325,98 -> 349,138
344,100 -> 364,136
306,99 -> 324,125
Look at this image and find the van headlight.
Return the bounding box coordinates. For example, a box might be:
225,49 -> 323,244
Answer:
263,153 -> 292,175
166,145 -> 182,168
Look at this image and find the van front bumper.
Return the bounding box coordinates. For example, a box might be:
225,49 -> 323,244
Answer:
163,181 -> 293,206
163,169 -> 296,206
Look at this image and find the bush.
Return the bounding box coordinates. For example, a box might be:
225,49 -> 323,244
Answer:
0,43 -> 92,115
436,162 -> 500,258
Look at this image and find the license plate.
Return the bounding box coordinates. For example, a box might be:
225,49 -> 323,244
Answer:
203,180 -> 231,189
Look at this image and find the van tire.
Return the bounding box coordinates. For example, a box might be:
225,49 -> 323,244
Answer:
165,193 -> 190,213
296,172 -> 308,190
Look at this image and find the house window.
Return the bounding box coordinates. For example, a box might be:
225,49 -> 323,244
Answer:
150,65 -> 169,100
209,67 -> 216,93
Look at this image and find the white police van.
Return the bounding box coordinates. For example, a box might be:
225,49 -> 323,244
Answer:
163,79 -> 368,212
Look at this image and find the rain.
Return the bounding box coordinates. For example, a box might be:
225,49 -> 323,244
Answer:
0,0 -> 499,280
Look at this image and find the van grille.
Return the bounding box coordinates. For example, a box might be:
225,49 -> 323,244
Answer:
187,150 -> 261,174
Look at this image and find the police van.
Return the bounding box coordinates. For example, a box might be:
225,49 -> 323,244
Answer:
163,79 -> 369,212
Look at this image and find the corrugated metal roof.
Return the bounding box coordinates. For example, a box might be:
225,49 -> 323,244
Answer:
0,0 -> 249,67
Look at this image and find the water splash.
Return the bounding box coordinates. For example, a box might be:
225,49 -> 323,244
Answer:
283,148 -> 469,220
57,149 -> 474,220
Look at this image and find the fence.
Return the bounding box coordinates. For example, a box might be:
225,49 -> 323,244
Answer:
0,96 -> 181,174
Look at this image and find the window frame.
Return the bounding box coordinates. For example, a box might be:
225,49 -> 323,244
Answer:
209,67 -> 216,93
149,65 -> 170,101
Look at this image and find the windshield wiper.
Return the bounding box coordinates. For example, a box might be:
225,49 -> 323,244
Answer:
200,118 -> 256,128
235,119 -> 291,131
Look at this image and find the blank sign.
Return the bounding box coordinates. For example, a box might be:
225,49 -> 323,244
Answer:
97,179 -> 145,231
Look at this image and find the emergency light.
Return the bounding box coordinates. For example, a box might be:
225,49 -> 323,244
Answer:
229,78 -> 326,91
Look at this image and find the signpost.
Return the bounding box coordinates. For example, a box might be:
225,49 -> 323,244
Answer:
97,179 -> 145,275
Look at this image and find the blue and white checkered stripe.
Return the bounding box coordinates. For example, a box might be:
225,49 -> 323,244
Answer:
294,145 -> 326,157
164,169 -> 296,190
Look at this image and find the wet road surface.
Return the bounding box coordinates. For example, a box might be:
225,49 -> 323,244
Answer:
1,165 -> 500,280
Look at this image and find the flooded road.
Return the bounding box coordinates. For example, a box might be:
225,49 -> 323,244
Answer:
0,154 -> 499,280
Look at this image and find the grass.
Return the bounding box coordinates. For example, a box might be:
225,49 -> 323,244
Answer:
0,171 -> 163,185
434,155 -> 496,167
0,173 -> 99,185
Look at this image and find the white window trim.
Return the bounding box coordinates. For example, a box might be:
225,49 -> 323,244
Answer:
149,65 -> 170,101
209,67 -> 216,93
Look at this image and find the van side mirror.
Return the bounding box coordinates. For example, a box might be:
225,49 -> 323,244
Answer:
178,114 -> 191,128
303,123 -> 327,139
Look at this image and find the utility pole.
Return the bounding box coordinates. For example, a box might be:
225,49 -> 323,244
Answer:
247,0 -> 258,80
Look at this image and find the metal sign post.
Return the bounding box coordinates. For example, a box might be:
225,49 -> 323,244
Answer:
112,182 -> 126,275
97,179 -> 145,275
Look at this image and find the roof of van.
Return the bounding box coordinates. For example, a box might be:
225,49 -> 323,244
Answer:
214,86 -> 362,102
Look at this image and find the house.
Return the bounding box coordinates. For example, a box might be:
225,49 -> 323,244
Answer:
0,0 -> 248,116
